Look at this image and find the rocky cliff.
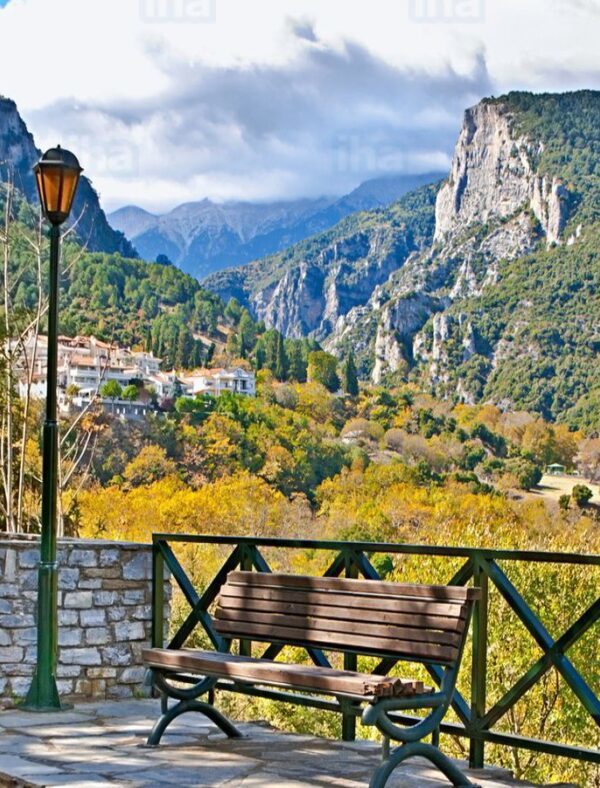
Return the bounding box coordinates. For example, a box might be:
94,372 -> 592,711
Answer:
0,98 -> 136,257
434,100 -> 569,246
367,94 -> 584,385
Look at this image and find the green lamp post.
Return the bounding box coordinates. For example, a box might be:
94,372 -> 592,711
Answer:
24,146 -> 83,711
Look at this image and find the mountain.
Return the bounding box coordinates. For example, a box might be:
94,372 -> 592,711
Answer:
205,183 -> 440,339
206,91 -> 600,425
0,97 -> 136,257
108,172 -> 443,278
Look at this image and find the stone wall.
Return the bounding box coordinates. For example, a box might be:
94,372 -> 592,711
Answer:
0,537 -> 171,705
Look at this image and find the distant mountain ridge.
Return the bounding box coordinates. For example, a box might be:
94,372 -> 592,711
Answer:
108,172 -> 443,278
0,97 -> 135,257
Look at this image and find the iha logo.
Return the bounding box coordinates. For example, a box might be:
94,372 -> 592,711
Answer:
140,0 -> 216,23
408,0 -> 485,23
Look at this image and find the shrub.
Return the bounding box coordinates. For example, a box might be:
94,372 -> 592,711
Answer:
558,494 -> 571,510
571,484 -> 593,507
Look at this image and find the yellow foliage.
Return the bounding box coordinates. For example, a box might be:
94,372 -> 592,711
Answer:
78,471 -> 299,543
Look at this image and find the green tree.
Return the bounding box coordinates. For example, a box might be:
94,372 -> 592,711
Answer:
506,457 -> 543,491
558,494 -> 571,510
190,340 -> 204,369
101,380 -> 123,401
224,297 -> 242,325
226,332 -> 241,358
175,327 -> 195,369
262,330 -> 279,375
274,332 -> 288,381
121,384 -> 139,402
571,484 -> 593,506
307,351 -> 340,393
343,353 -> 359,396
254,339 -> 266,371
239,309 -> 257,357
288,341 -> 307,382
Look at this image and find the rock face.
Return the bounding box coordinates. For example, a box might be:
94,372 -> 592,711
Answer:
0,98 -> 136,257
434,102 -> 535,242
327,96 -> 577,383
435,101 -> 569,248
206,182 -> 440,349
250,228 -> 419,340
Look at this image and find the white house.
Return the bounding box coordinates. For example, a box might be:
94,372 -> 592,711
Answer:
59,355 -> 139,392
181,367 -> 256,398
143,371 -> 180,399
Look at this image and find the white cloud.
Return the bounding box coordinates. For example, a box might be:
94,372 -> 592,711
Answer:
0,0 -> 597,211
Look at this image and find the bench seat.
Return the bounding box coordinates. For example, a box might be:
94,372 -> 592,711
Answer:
143,646 -> 433,700
144,571 -> 480,787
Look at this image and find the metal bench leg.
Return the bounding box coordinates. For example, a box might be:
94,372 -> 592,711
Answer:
369,741 -> 480,788
147,697 -> 243,746
381,735 -> 390,760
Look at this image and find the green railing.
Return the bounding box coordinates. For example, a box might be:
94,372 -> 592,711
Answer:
150,534 -> 600,768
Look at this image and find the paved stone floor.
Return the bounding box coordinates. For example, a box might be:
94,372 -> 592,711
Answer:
0,699 -> 554,787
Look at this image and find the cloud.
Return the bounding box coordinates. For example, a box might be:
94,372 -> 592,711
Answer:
552,0 -> 600,15
287,17 -> 318,43
28,33 -> 493,211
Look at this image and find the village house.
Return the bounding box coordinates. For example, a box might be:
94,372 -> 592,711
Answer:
180,367 -> 256,398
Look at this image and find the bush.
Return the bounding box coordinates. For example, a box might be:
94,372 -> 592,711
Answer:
571,484 -> 593,507
505,458 -> 543,491
558,494 -> 571,510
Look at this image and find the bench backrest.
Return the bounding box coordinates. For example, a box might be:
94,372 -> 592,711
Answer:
214,571 -> 480,666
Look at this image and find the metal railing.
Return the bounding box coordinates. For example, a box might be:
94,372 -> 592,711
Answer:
150,534 -> 600,768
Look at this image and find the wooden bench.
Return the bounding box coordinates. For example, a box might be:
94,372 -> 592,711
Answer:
143,571 -> 481,788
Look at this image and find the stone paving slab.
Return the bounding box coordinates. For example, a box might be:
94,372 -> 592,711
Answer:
0,699 -> 557,787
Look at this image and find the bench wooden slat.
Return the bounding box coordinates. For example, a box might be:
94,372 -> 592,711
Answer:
219,585 -> 468,620
217,595 -> 465,633
227,571 -> 480,602
143,648 -> 431,699
214,606 -> 461,647
214,619 -> 458,662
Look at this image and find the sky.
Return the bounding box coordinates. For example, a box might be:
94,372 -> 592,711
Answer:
0,0 -> 598,212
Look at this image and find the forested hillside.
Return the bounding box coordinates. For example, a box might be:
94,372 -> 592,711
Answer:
417,222 -> 600,426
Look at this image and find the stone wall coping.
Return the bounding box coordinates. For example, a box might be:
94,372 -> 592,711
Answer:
0,535 -> 151,550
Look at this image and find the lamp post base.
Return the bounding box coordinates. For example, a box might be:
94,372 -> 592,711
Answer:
21,672 -> 71,712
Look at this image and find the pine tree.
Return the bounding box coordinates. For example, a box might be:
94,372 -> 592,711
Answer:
254,339 -> 266,371
274,332 -> 288,381
239,310 -> 256,357
288,341 -> 307,382
206,342 -> 216,364
226,332 -> 241,358
190,340 -> 204,369
224,297 -> 242,325
343,353 -> 359,396
175,327 -> 195,369
263,329 -> 279,374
